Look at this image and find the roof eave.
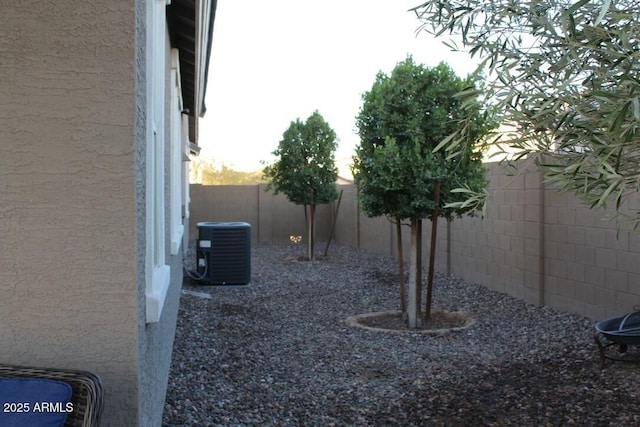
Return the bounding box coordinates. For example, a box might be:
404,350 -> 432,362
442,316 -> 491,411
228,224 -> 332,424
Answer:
167,0 -> 217,146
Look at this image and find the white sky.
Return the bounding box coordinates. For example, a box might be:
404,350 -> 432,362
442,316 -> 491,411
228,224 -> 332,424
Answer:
199,0 -> 479,177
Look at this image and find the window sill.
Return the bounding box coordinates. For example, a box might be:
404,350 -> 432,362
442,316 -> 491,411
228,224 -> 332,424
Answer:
170,224 -> 184,256
146,264 -> 171,323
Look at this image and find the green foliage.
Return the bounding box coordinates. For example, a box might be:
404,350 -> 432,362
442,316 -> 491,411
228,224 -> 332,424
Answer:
412,0 -> 640,226
262,111 -> 339,206
201,163 -> 267,185
352,57 -> 492,221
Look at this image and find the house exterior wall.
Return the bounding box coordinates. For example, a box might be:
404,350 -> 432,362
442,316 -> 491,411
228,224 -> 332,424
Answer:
1,1 -> 186,425
0,1 -> 139,425
189,162 -> 640,320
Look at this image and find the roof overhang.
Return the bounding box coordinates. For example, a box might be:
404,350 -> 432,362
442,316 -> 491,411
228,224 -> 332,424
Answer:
167,0 -> 217,147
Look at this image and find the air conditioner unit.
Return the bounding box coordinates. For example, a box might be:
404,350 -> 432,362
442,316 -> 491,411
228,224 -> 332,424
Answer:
196,222 -> 251,285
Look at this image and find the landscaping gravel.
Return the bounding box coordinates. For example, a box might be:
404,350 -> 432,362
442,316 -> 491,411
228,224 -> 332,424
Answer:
163,242 -> 640,426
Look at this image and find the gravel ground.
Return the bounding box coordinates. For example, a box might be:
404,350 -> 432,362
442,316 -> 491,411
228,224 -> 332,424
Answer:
163,242 -> 640,426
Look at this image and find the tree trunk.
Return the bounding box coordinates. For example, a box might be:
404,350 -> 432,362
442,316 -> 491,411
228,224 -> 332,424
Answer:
396,218 -> 406,314
324,189 -> 344,256
407,217 -> 423,328
303,204 -> 308,240
309,203 -> 316,261
425,181 -> 441,321
446,218 -> 451,276
308,189 -> 315,261
416,218 -> 422,322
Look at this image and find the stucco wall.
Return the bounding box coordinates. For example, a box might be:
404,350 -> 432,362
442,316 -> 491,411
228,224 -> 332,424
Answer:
0,1 -> 183,425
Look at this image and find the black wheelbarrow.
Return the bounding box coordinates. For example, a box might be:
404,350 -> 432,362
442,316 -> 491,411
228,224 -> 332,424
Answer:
594,310 -> 640,369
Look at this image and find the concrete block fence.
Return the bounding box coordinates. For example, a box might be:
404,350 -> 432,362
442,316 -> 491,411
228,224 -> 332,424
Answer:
189,162 -> 640,320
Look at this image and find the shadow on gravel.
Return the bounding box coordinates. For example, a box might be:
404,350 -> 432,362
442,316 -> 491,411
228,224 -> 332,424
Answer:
392,357 -> 640,426
365,269 -> 402,288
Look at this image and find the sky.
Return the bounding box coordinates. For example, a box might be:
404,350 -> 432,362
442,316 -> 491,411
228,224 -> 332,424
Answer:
199,0 -> 480,177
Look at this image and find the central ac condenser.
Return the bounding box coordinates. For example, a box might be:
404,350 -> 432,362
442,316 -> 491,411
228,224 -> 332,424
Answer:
196,222 -> 251,285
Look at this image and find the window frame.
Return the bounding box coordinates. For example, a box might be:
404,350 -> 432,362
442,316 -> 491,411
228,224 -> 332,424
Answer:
169,48 -> 185,256
145,0 -> 172,324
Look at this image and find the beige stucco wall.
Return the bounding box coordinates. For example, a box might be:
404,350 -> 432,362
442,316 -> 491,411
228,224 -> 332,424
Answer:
1,1 -> 184,425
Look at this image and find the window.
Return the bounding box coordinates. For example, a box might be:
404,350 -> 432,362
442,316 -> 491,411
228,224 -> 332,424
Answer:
145,0 -> 171,324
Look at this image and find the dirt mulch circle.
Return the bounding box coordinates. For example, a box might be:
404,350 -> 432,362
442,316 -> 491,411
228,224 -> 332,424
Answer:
346,309 -> 475,335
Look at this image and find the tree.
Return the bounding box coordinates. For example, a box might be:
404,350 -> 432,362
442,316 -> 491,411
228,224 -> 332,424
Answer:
352,57 -> 491,328
412,0 -> 640,227
263,111 -> 339,260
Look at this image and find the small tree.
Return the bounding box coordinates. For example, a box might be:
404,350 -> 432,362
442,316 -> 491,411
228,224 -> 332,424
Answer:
263,111 -> 339,260
353,58 -> 492,327
412,0 -> 640,227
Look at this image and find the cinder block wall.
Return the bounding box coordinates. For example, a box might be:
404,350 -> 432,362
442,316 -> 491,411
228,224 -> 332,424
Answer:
541,187 -> 640,320
190,184 -> 261,240
442,163 -> 544,309
441,163 -> 640,320
190,184 -> 333,245
189,164 -> 640,320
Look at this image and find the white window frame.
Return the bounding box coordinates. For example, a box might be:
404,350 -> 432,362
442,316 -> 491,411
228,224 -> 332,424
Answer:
182,116 -> 191,226
145,0 -> 172,324
170,49 -> 184,255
